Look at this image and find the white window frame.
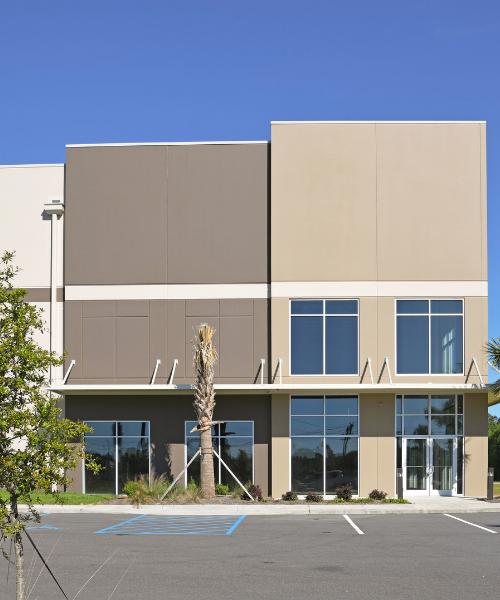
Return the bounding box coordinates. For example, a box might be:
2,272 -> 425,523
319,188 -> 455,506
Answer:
83,420 -> 151,496
184,420 -> 254,487
289,299 -> 360,376
395,298 -> 464,376
289,394 -> 360,498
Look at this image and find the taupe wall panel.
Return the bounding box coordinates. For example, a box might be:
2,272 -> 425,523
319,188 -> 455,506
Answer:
220,299 -> 253,316
64,301 -> 83,379
166,144 -> 269,284
82,317 -> 116,378
65,146 -> 168,285
116,317 -> 149,378
219,316 -> 253,378
82,300 -> 115,318
149,301 -> 168,382
65,299 -> 268,384
376,123 -> 483,281
271,123 -> 377,282
166,300 -> 186,379
65,395 -> 271,495
253,299 -> 269,382
116,301 -> 149,317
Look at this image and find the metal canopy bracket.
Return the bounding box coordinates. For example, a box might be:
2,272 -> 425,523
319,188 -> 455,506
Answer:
62,360 -> 76,384
168,359 -> 179,385
361,357 -> 374,384
150,359 -> 161,385
378,357 -> 393,384
466,357 -> 484,385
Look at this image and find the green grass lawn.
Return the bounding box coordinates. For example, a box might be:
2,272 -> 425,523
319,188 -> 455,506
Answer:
494,483 -> 500,496
0,491 -> 117,505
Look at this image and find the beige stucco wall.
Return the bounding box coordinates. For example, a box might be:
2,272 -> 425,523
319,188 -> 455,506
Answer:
0,164 -> 65,382
359,393 -> 396,497
271,122 -> 486,283
464,393 -> 488,497
271,295 -> 487,385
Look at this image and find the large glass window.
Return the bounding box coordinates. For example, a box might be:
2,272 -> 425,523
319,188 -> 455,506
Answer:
84,421 -> 150,494
291,300 -> 358,375
291,396 -> 358,495
396,300 -> 463,374
185,422 -> 253,488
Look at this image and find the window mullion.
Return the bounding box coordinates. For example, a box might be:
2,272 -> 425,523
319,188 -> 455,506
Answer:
323,301 -> 326,375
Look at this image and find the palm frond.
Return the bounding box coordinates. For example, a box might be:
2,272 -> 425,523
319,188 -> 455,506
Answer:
485,338 -> 500,370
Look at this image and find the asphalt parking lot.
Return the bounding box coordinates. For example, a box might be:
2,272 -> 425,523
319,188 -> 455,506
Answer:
2,512 -> 500,599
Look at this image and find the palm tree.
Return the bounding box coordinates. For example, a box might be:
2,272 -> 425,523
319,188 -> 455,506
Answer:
192,324 -> 218,499
486,338 -> 500,397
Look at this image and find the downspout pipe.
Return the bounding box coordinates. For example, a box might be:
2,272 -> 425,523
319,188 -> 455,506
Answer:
44,197 -> 64,383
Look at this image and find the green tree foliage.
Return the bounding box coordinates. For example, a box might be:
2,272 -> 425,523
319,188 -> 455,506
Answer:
486,338 -> 500,397
0,251 -> 99,599
488,413 -> 500,479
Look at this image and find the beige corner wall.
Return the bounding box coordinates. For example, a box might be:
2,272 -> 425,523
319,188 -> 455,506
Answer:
271,394 -> 290,497
464,393 -> 488,497
359,394 -> 396,497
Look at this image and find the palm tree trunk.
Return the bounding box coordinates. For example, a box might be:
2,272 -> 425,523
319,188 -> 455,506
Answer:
200,428 -> 215,499
10,493 -> 25,600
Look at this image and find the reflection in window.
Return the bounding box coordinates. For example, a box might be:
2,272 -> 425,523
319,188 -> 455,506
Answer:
185,422 -> 253,489
397,300 -> 463,374
291,300 -> 359,375
291,396 -> 358,495
84,422 -> 150,495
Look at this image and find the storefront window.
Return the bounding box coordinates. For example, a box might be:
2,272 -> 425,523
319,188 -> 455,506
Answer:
84,421 -> 150,495
291,396 -> 358,495
185,421 -> 253,488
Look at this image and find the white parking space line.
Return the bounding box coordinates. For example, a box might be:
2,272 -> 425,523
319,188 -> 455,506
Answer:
343,515 -> 364,535
444,514 -> 497,534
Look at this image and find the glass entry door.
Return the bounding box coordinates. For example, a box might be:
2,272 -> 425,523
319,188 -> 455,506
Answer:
403,438 -> 456,496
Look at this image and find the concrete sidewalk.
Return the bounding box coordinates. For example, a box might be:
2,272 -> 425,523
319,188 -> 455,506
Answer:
19,496 -> 500,516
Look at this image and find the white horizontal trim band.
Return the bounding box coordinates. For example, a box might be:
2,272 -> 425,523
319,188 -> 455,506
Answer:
65,284 -> 269,301
66,141 -> 268,148
271,281 -> 488,298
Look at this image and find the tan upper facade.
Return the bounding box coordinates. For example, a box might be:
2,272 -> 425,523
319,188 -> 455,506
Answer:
271,122 -> 487,283
270,122 -> 488,385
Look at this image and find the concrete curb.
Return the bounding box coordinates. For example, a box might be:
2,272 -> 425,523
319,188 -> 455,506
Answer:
18,500 -> 500,516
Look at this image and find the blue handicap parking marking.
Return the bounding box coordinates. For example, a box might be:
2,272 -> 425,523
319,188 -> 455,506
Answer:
95,514 -> 246,535
26,525 -> 59,530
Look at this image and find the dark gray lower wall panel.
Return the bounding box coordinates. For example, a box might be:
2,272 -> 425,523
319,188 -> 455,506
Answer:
65,394 -> 271,496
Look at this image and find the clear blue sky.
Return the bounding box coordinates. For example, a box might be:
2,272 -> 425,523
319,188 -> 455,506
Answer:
2,0 -> 499,411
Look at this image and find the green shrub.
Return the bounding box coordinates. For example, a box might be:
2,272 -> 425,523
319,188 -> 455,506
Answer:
215,483 -> 230,495
122,480 -> 141,497
382,498 -> 410,503
243,484 -> 263,501
305,492 -> 323,502
282,491 -> 298,501
328,497 -> 345,504
348,497 -> 375,503
336,484 -> 353,501
369,489 -> 387,500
